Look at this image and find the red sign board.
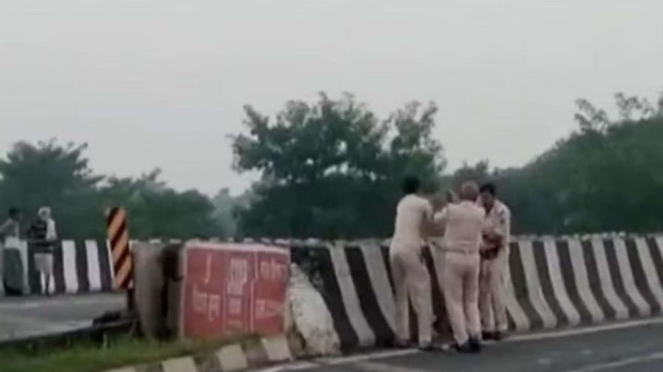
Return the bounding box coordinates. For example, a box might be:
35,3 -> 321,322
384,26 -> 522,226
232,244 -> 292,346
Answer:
180,243 -> 289,340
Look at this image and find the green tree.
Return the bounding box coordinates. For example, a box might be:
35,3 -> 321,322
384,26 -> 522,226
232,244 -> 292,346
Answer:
0,141 -> 223,239
0,140 -> 104,238
231,94 -> 446,239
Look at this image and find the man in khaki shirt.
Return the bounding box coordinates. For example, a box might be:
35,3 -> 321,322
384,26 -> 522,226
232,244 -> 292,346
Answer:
435,182 -> 485,353
478,182 -> 511,341
389,176 -> 434,350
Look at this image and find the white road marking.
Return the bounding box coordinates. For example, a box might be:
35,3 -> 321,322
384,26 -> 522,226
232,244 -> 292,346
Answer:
505,317 -> 663,343
0,295 -> 123,310
560,351 -> 663,372
317,349 -> 419,366
298,317 -> 663,369
353,361 -> 431,372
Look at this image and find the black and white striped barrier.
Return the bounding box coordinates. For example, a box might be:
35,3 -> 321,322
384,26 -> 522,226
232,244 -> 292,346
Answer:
3,240 -> 114,295
288,236 -> 663,352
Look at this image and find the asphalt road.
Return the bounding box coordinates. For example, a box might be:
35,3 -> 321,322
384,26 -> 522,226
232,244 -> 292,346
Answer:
288,320 -> 663,372
0,293 -> 125,342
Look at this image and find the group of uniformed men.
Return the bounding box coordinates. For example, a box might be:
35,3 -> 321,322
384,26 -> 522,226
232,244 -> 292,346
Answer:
390,176 -> 510,353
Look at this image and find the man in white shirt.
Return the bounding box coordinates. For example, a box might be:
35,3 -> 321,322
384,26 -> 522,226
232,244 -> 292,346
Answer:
389,176 -> 435,351
435,182 -> 485,353
478,182 -> 511,341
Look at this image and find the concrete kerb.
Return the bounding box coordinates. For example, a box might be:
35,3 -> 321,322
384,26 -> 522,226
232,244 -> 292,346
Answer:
101,335 -> 293,372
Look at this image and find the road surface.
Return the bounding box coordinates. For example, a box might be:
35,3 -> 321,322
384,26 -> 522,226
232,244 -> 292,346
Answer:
0,293 -> 124,342
283,319 -> 663,372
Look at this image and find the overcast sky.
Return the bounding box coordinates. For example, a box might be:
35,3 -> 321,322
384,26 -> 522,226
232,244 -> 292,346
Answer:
1,0 -> 662,195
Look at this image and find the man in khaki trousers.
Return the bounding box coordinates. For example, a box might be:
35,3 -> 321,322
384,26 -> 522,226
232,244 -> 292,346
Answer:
435,182 -> 485,353
389,176 -> 434,351
478,182 -> 511,341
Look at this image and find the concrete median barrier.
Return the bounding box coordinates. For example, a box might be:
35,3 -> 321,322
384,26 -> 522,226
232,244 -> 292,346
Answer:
286,235 -> 663,354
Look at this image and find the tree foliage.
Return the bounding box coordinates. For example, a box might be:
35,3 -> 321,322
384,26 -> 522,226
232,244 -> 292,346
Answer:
0,141 -> 223,239
231,94 -> 446,239
450,91 -> 663,234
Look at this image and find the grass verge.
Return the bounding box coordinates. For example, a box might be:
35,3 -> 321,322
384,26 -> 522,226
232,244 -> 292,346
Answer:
0,334 -> 254,372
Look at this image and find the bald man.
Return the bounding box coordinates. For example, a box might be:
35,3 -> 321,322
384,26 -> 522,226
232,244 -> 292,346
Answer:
435,182 -> 485,353
389,176 -> 434,351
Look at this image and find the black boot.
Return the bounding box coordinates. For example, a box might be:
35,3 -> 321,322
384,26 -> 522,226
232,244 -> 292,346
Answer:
468,337 -> 482,353
453,341 -> 473,353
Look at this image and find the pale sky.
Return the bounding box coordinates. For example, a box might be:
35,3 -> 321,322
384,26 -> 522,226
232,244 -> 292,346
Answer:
1,0 -> 662,195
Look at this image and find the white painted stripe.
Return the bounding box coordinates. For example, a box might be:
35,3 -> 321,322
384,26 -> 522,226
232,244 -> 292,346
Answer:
217,344 -> 248,371
85,240 -> 102,292
161,357 -> 197,372
560,352 -> 663,372
503,242 -> 530,331
543,238 -> 581,326
359,242 -> 396,332
61,241 -> 79,294
613,238 -> 650,316
634,238 -> 663,310
104,368 -> 137,372
518,240 -> 557,329
328,244 -> 376,347
105,240 -> 115,284
591,239 -> 629,320
567,239 -> 605,323
261,336 -> 293,362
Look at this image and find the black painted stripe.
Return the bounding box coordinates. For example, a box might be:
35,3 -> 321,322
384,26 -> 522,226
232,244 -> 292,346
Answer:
53,241 -> 66,294
646,238 -> 663,292
379,244 -> 395,293
602,239 -> 639,318
106,207 -> 120,226
110,220 -> 127,250
506,311 -> 517,331
532,240 -> 568,326
75,241 -> 90,293
380,242 -> 419,343
421,246 -> 447,335
581,240 -> 617,320
113,245 -> 130,273
508,242 -> 544,330
290,244 -> 359,353
555,240 -> 593,324
345,245 -> 395,346
97,240 -> 113,292
624,239 -> 660,314
27,242 -> 41,294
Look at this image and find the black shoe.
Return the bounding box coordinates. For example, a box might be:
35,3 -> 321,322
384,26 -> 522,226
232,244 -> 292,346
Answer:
453,342 -> 473,353
418,344 -> 438,352
468,337 -> 482,353
493,331 -> 505,341
482,331 -> 495,341
393,339 -> 411,349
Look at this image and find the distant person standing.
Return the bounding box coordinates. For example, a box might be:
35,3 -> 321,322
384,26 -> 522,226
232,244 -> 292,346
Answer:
28,206 -> 57,295
435,182 -> 485,353
389,176 -> 435,351
478,182 -> 511,341
0,208 -> 20,294
0,208 -> 20,239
